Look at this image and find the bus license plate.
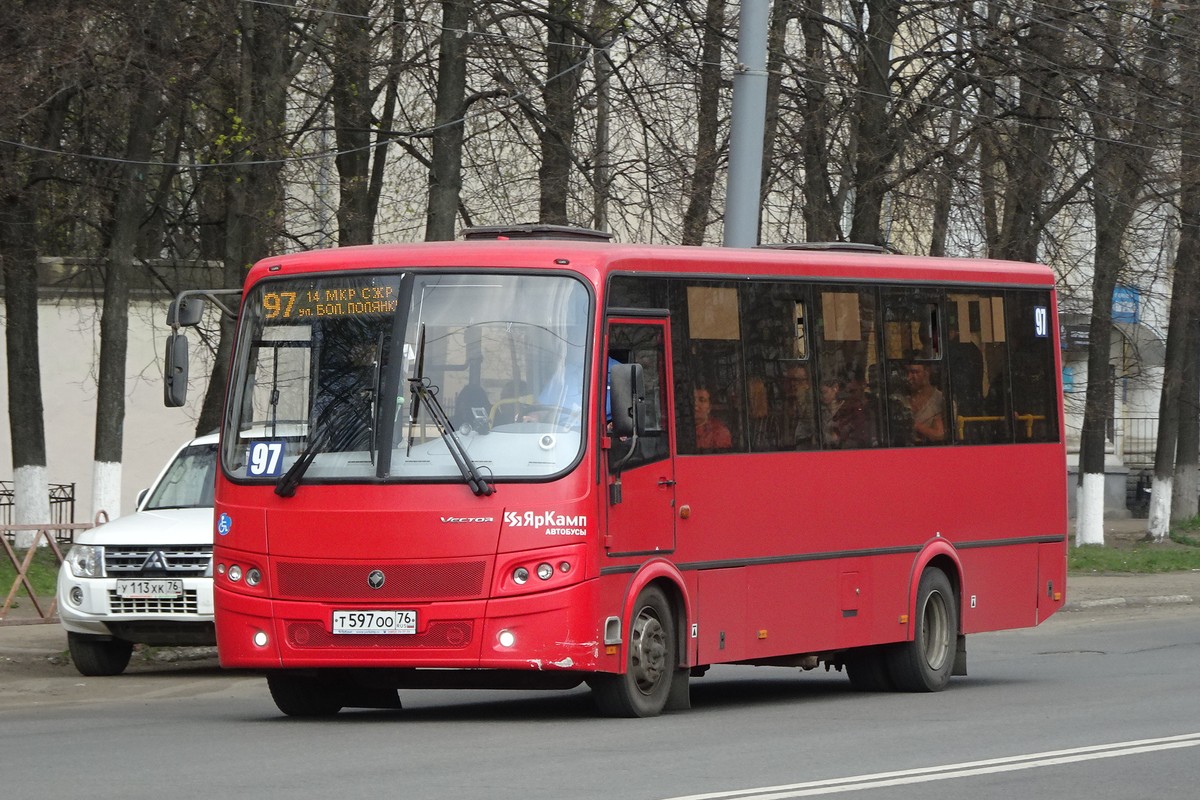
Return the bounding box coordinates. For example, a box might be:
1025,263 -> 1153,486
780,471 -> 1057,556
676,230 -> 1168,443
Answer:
116,579 -> 183,599
332,610 -> 417,635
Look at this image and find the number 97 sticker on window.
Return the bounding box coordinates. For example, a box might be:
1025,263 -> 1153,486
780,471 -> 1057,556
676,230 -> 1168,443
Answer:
248,441 -> 285,477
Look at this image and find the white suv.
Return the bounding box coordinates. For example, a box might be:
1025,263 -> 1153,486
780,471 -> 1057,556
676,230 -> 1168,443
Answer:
58,434 -> 217,675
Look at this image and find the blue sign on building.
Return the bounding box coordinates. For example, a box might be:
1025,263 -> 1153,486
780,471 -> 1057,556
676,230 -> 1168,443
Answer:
1112,286 -> 1139,324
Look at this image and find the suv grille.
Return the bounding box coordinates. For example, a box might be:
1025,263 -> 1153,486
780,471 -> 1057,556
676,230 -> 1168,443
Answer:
104,545 -> 212,578
108,590 -> 201,615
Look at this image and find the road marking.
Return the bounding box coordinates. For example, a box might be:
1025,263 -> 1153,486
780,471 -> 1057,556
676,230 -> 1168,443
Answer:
662,733 -> 1200,800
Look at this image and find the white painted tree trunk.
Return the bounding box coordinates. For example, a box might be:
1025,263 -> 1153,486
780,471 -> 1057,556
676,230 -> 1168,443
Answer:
1173,466 -> 1198,520
91,461 -> 122,522
1146,476 -> 1173,542
1075,473 -> 1106,545
13,465 -> 51,549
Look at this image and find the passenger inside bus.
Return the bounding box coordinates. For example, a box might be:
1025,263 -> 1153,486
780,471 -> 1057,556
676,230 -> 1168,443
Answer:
819,375 -> 871,449
693,386 -> 733,450
904,362 -> 946,444
782,364 -> 817,449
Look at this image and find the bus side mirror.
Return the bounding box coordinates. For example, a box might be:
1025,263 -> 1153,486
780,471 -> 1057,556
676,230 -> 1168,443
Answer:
167,297 -> 206,327
164,333 -> 189,407
609,363 -> 645,439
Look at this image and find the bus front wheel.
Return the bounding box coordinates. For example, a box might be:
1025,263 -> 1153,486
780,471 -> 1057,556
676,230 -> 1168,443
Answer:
887,567 -> 957,692
267,671 -> 345,717
590,586 -> 677,718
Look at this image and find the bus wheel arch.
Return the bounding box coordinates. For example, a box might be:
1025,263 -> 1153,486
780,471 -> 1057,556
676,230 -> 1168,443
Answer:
591,577 -> 686,717
887,563 -> 959,692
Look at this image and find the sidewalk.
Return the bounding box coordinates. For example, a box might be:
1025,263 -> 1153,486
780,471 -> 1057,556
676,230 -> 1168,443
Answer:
1064,515 -> 1200,611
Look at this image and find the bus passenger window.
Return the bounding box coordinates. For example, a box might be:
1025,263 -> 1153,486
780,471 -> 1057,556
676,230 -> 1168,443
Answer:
814,286 -> 882,450
739,283 -> 816,452
946,293 -> 1011,444
1006,291 -> 1059,443
882,288 -> 947,446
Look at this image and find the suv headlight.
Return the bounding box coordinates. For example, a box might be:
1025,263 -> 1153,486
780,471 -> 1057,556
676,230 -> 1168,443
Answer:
65,545 -> 104,578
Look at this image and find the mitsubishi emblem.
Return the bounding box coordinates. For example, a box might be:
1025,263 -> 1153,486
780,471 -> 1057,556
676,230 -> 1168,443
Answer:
367,570 -> 385,590
141,550 -> 169,571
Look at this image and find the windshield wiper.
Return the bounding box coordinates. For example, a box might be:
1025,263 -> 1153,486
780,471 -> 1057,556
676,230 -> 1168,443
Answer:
275,406 -> 368,498
407,324 -> 494,497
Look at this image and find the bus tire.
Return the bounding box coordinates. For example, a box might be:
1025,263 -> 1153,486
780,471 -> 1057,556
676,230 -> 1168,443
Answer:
590,586 -> 676,717
887,567 -> 957,692
843,646 -> 895,692
267,671 -> 345,717
68,632 -> 133,676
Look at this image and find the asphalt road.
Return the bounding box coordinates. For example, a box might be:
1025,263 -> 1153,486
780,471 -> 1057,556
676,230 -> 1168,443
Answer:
2,602 -> 1198,800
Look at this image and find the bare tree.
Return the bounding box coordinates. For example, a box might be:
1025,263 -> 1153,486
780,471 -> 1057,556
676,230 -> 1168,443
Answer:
1074,4 -> 1168,545
1,2 -> 91,539
426,0 -> 472,241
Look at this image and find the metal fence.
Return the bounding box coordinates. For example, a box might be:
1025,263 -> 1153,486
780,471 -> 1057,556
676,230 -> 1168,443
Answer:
0,482 -> 77,542
1113,417 -> 1157,469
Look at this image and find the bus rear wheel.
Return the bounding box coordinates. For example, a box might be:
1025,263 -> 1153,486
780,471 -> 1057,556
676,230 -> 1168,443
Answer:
887,567 -> 957,692
591,586 -> 676,718
267,671 -> 345,717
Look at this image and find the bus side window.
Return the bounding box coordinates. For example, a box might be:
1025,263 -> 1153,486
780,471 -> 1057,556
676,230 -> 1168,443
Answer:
881,288 -> 946,446
1005,291 -> 1060,443
947,293 -> 1012,444
814,286 -> 883,449
739,283 -> 816,452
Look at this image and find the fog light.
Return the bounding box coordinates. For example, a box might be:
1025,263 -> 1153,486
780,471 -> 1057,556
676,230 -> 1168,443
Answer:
253,630 -> 268,647
246,568 -> 261,586
216,563 -> 226,575
228,565 -> 243,582
558,561 -> 570,573
498,629 -> 515,648
513,567 -> 529,585
536,562 -> 553,581
69,586 -> 84,605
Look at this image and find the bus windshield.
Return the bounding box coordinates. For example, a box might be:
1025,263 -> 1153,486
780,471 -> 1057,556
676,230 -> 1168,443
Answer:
222,271 -> 592,487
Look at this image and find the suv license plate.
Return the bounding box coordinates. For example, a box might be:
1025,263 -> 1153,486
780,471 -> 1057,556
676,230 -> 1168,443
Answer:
332,610 -> 417,635
116,579 -> 184,599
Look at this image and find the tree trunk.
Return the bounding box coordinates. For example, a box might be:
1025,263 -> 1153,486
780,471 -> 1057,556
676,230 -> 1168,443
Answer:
1148,6 -> 1200,540
1076,5 -> 1165,545
993,8 -> 1066,262
0,188 -> 49,545
196,0 -> 299,432
93,0 -> 175,519
681,0 -> 726,245
426,0 -> 470,242
1174,317 -> 1200,519
798,0 -> 838,241
0,80 -> 67,543
848,0 -> 900,246
1148,172 -> 1200,539
537,0 -> 586,225
333,0 -> 375,245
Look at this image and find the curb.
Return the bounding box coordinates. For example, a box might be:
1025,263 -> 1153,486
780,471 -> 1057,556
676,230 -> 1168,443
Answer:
1063,594 -> 1196,611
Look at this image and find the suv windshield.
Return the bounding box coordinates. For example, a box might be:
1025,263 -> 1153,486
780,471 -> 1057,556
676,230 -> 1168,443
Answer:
143,442 -> 217,510
223,271 -> 592,486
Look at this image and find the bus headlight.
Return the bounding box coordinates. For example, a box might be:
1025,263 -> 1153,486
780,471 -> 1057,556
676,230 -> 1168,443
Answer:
536,563 -> 554,581
513,567 -> 530,585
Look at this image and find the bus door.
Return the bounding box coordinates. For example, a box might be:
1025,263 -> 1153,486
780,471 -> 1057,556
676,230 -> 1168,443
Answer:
604,318 -> 676,556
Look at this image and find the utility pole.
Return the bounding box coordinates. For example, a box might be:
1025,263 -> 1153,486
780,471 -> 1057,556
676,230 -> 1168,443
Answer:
722,0 -> 769,248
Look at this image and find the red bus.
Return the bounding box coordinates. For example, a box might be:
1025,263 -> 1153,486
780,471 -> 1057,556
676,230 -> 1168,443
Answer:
171,227 -> 1066,717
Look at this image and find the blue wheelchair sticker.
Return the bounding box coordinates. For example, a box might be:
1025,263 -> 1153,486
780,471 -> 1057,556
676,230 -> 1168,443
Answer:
217,513 -> 232,536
